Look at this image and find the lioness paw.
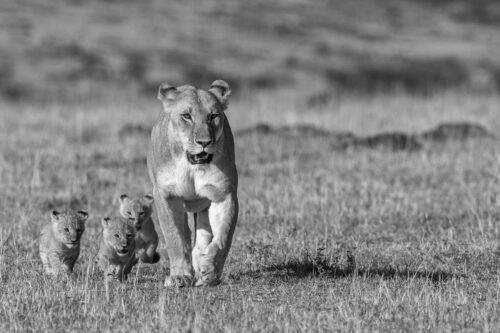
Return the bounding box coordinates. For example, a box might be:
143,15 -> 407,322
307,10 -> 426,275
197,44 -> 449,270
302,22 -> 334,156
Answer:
195,275 -> 220,287
164,275 -> 194,288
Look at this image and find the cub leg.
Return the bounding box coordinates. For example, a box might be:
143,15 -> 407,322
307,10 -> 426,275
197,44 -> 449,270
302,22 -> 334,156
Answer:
153,187 -> 193,287
195,193 -> 238,286
144,242 -> 161,263
104,264 -> 119,281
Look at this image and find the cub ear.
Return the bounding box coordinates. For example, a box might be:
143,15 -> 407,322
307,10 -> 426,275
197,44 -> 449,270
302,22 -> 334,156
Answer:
50,210 -> 61,222
101,217 -> 111,228
157,82 -> 179,103
77,210 -> 89,221
208,80 -> 231,107
119,194 -> 129,205
143,194 -> 154,206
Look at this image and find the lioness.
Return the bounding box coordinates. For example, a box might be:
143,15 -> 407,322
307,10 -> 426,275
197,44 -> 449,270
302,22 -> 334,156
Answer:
148,80 -> 238,287
119,193 -> 160,264
39,210 -> 88,276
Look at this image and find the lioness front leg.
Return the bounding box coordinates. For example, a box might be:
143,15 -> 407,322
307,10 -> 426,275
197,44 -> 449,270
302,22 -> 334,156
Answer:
195,193 -> 238,286
192,208 -> 212,281
153,188 -> 193,287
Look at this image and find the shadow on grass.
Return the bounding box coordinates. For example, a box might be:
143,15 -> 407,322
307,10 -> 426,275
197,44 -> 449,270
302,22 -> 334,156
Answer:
230,261 -> 458,283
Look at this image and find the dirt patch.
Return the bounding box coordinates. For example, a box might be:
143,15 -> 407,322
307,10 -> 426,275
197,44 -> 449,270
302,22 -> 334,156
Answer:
236,122 -> 495,151
354,132 -> 423,151
420,122 -> 496,142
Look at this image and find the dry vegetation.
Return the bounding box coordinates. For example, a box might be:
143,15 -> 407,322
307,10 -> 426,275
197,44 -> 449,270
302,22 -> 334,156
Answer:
1,0 -> 500,102
1,0 -> 500,332
1,91 -> 500,331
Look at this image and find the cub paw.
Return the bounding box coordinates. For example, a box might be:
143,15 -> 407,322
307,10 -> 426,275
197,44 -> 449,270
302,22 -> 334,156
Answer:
164,275 -> 194,288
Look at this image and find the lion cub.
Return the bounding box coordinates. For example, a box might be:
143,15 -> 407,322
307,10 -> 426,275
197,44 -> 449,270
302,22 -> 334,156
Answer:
39,210 -> 88,276
119,194 -> 160,264
97,217 -> 136,282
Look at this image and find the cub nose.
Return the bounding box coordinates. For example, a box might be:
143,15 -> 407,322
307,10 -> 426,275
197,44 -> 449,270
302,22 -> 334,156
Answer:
195,139 -> 212,148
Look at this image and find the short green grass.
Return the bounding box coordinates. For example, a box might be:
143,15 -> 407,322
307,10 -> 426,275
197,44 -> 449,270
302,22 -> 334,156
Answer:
1,91 -> 500,332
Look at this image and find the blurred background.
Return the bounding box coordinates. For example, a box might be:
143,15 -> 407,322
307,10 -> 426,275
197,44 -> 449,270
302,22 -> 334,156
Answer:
1,0 -> 500,105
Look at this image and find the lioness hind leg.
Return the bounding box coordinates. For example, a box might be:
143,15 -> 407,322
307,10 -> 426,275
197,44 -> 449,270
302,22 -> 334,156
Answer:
195,194 -> 238,287
153,188 -> 194,286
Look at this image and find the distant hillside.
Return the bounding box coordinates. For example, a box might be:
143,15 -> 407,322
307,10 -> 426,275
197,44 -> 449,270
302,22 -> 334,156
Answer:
1,0 -> 500,102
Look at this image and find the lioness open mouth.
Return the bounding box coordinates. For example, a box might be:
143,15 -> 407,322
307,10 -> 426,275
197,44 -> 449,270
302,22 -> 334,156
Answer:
187,152 -> 213,165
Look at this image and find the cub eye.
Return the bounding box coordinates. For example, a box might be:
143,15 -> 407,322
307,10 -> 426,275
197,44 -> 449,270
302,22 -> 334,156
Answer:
114,234 -> 119,238
181,113 -> 192,121
127,234 -> 133,239
64,228 -> 69,233
76,228 -> 82,233
138,212 -> 145,217
127,211 -> 132,216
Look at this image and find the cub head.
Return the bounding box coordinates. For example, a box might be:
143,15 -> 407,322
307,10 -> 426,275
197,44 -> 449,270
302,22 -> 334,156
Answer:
157,80 -> 231,165
51,210 -> 88,248
118,194 -> 154,230
101,217 -> 136,256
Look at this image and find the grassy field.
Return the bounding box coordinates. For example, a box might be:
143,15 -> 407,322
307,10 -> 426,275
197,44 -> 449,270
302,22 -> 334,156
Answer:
0,90 -> 500,331
2,0 -> 500,331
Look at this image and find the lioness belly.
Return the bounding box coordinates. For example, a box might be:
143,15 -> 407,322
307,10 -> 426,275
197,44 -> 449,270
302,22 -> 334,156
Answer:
184,198 -> 210,213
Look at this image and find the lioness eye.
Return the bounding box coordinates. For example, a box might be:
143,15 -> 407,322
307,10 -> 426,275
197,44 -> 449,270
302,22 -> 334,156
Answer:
114,234 -> 119,238
181,113 -> 192,120
139,212 -> 145,216
127,234 -> 132,238
210,113 -> 219,121
127,211 -> 132,216
64,228 -> 69,233
76,229 -> 81,233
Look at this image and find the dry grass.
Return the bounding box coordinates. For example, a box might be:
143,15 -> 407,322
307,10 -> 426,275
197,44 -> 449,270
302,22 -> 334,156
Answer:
2,0 -> 500,102
0,90 -> 500,331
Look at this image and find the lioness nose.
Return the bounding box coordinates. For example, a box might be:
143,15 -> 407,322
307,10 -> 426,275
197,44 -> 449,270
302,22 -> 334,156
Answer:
195,139 -> 212,148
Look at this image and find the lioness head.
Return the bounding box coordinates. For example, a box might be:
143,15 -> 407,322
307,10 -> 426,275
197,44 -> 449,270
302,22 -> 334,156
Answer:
51,210 -> 88,248
157,80 -> 231,165
118,194 -> 154,230
102,217 -> 136,256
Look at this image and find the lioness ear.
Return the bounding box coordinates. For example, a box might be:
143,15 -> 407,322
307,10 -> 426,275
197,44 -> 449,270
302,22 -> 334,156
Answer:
102,217 -> 111,228
157,82 -> 179,103
209,80 -> 231,107
143,194 -> 154,206
50,210 -> 61,222
119,194 -> 129,205
77,210 -> 89,221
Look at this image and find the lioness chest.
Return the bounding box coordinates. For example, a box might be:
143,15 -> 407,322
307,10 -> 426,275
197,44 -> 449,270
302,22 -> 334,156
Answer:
157,158 -> 229,211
